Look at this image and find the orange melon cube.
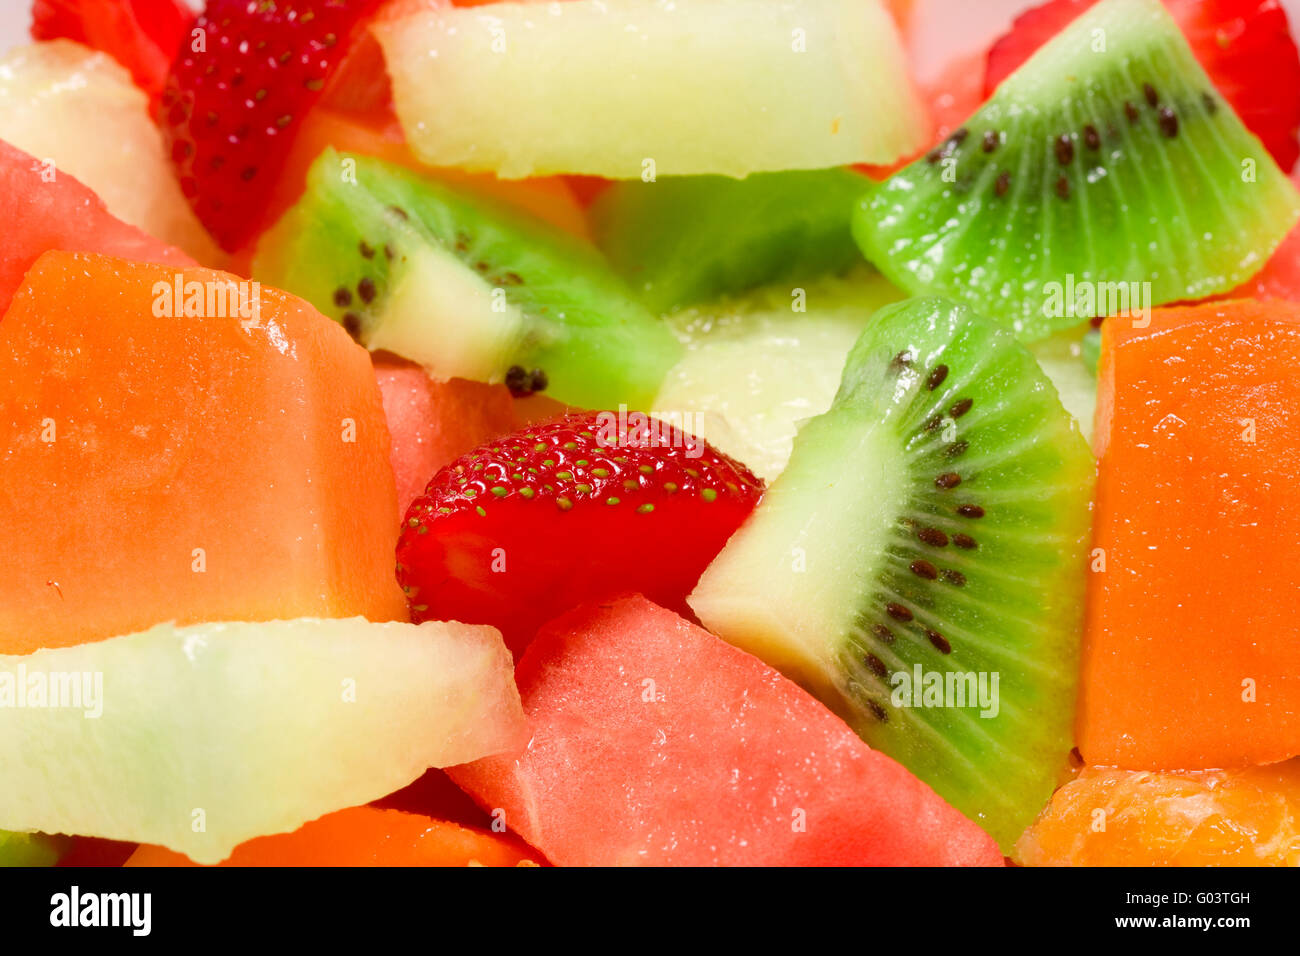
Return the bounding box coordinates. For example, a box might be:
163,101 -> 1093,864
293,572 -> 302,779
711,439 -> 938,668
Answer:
124,806 -> 544,867
1080,300 -> 1300,770
0,250 -> 406,653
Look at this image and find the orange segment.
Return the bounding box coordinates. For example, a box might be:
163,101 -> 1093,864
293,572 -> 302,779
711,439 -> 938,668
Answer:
0,250 -> 407,653
1080,300 -> 1300,770
1016,762 -> 1300,866
124,807 -> 544,867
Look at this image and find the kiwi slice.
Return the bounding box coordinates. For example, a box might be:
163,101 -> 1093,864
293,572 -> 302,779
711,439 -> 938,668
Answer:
853,0 -> 1300,340
688,296 -> 1094,849
253,149 -> 681,410
591,169 -> 870,314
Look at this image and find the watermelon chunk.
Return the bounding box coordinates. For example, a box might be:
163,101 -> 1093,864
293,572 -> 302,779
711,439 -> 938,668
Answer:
449,595 -> 1002,866
0,138 -> 191,315
0,250 -> 407,653
372,353 -> 520,519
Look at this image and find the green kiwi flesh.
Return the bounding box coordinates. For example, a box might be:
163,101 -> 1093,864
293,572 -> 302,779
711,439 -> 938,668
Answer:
689,296 -> 1095,849
591,169 -> 870,314
853,0 -> 1300,340
252,149 -> 681,409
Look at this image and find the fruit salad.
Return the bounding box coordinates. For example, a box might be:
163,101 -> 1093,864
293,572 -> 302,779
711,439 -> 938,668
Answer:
2,0 -> 1300,873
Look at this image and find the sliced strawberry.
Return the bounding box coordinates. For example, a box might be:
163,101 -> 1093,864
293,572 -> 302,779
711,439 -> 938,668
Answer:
984,0 -> 1300,172
396,412 -> 764,656
159,0 -> 385,251
32,0 -> 194,105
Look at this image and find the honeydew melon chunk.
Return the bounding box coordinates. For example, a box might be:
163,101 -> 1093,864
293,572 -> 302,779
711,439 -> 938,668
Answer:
375,0 -> 930,178
654,268 -> 905,479
0,618 -> 524,864
0,40 -> 222,264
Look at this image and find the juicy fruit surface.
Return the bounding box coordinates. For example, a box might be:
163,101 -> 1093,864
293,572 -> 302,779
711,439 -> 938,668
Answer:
32,0 -> 193,106
450,596 -> 1003,866
984,0 -> 1300,172
1016,762 -> 1300,865
161,0 -> 384,250
0,138 -> 192,314
1081,301 -> 1300,770
0,251 -> 406,652
126,807 -> 543,867
376,0 -> 929,178
855,0 -> 1300,340
654,269 -> 905,480
0,40 -> 221,264
591,169 -> 871,314
374,354 -> 521,519
0,617 -> 524,864
255,150 -> 680,410
690,297 -> 1095,849
397,412 -> 763,656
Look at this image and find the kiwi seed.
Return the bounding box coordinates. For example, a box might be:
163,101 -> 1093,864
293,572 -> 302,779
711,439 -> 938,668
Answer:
886,602 -> 913,622
910,559 -> 938,580
1055,135 -> 1074,166
917,526 -> 949,547
928,630 -> 953,654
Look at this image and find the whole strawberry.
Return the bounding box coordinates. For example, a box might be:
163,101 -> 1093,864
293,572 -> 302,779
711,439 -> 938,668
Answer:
159,0 -> 384,250
396,411 -> 764,655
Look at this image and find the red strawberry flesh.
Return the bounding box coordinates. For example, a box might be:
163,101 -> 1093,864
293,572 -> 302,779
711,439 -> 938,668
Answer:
984,0 -> 1300,172
159,0 -> 385,250
396,411 -> 764,656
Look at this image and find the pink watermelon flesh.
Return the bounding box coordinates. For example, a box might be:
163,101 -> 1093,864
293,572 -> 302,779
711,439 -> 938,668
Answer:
449,595 -> 1003,866
372,352 -> 521,519
0,138 -> 193,316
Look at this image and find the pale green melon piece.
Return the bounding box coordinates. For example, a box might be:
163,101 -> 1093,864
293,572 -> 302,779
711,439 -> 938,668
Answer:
0,618 -> 523,864
654,269 -> 904,479
1028,323 -> 1098,446
375,0 -> 929,179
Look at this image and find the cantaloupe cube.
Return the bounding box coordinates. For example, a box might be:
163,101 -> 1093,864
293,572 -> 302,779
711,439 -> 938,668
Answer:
0,251 -> 407,652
